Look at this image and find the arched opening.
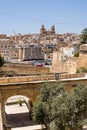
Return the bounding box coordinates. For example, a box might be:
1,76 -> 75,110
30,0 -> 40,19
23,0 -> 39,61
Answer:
4,95 -> 35,128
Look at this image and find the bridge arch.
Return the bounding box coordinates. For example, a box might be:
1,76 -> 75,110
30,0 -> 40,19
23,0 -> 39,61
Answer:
6,95 -> 30,103
0,83 -> 41,130
0,76 -> 86,130
1,89 -> 36,104
2,94 -> 33,129
4,95 -> 33,129
5,95 -> 32,107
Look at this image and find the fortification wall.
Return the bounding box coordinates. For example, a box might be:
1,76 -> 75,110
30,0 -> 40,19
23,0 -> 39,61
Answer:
77,53 -> 87,69
0,63 -> 50,76
0,75 -> 55,84
50,51 -> 77,74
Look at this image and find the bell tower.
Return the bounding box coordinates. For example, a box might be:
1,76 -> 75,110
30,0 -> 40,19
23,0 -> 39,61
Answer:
40,24 -> 46,34
51,25 -> 55,34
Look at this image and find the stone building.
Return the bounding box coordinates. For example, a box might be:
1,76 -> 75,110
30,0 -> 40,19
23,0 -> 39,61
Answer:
16,43 -> 44,61
0,36 -> 19,62
25,43 -> 44,60
0,34 -> 44,62
0,36 -> 11,61
9,47 -> 19,61
0,34 -> 8,39
40,25 -> 46,34
50,44 -> 87,74
59,43 -> 79,58
50,51 -> 77,74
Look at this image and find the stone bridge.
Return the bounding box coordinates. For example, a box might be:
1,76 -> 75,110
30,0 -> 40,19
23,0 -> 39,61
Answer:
0,74 -> 87,130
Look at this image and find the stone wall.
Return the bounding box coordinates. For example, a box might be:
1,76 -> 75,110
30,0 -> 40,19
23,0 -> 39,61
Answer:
77,53 -> 87,69
0,63 -> 50,76
59,73 -> 85,79
50,44 -> 87,74
0,73 -> 85,85
50,51 -> 77,74
0,75 -> 55,84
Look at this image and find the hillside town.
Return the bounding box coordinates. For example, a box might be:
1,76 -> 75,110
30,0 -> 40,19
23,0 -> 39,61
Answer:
0,25 -> 87,130
0,25 -> 80,62
0,25 -> 81,73
1,0 -> 87,130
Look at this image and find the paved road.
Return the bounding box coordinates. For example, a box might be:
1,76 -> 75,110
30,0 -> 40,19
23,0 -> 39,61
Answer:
5,103 -> 42,130
6,112 -> 37,127
11,125 -> 42,130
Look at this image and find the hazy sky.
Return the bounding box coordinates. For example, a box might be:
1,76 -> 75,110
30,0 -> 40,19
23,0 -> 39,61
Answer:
0,0 -> 87,35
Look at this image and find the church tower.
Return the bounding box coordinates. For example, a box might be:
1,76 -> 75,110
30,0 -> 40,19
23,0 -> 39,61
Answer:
40,24 -> 46,34
51,25 -> 55,34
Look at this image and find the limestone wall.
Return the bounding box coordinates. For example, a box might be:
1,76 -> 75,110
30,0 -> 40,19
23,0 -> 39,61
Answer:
77,53 -> 87,69
0,75 -> 55,84
50,51 -> 77,74
51,44 -> 87,74
59,73 -> 84,79
0,63 -> 50,75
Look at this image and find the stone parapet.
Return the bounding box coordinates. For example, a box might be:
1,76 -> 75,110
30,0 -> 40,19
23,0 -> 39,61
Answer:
0,73 -> 85,85
0,75 -> 55,84
59,73 -> 85,79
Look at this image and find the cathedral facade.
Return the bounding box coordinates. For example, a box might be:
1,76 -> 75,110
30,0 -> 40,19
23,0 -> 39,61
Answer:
40,24 -> 55,35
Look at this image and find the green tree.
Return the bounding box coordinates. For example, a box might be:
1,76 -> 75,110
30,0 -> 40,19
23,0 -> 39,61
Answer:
80,28 -> 87,44
32,82 -> 87,130
72,83 -> 87,124
76,67 -> 87,73
0,55 -> 4,67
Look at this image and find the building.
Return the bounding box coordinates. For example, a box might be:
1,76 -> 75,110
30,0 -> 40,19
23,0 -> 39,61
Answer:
0,36 -> 11,62
40,25 -> 55,35
16,43 -> 44,61
59,43 -> 79,58
50,44 -> 87,74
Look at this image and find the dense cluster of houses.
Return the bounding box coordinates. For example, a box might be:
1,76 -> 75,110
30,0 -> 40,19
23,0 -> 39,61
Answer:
0,25 -> 80,63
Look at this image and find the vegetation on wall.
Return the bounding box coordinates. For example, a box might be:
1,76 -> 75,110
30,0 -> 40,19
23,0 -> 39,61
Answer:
0,55 -> 4,67
74,28 -> 87,57
32,82 -> 87,130
76,67 -> 87,73
80,28 -> 87,44
74,52 -> 79,57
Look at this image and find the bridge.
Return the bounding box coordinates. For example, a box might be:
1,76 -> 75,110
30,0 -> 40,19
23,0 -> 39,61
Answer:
0,73 -> 87,130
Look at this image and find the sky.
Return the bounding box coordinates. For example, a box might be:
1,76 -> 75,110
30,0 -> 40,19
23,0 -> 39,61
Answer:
0,0 -> 87,35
